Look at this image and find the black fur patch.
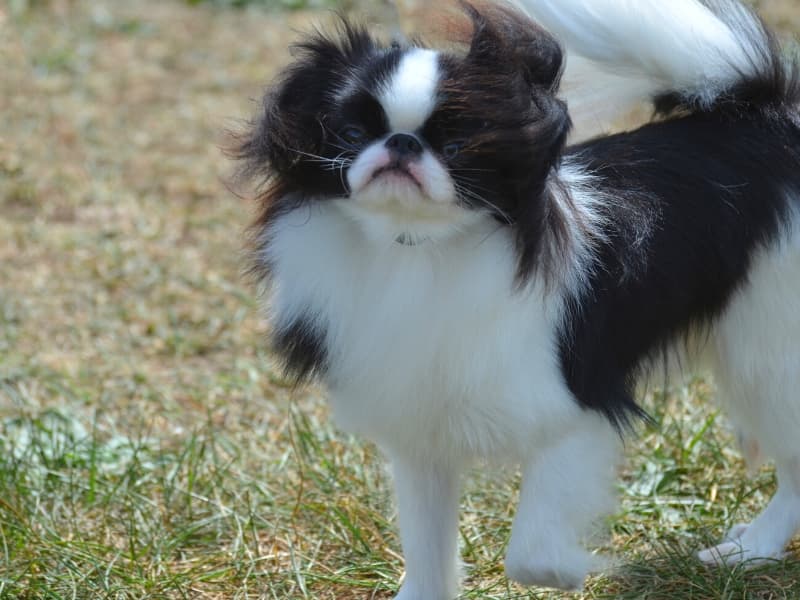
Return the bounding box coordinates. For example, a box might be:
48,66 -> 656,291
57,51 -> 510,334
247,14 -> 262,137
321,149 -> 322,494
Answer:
272,313 -> 329,383
232,18 -> 404,208
560,107 -> 800,429
431,4 -> 572,282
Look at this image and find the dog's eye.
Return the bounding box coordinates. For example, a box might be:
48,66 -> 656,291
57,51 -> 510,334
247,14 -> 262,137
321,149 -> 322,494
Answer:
340,125 -> 368,146
442,140 -> 465,160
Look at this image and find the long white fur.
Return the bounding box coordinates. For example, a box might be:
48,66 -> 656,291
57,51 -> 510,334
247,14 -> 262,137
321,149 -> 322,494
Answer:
266,202 -> 584,460
517,0 -> 770,140
264,163 -> 617,598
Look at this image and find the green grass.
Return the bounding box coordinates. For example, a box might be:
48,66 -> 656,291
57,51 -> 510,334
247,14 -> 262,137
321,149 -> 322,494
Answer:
2,0 -> 799,598
2,378 -> 800,598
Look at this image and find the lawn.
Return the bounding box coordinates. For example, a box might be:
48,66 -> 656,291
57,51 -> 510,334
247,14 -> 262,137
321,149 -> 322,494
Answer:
1,0 -> 799,598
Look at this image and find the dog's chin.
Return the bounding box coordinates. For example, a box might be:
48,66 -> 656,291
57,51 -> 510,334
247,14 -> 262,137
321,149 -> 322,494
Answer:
336,175 -> 482,246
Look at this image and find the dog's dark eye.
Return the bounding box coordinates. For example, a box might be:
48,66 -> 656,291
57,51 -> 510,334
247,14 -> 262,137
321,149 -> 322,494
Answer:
442,140 -> 465,160
340,125 -> 368,146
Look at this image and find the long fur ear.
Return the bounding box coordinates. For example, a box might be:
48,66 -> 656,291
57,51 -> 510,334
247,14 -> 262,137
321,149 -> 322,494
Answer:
233,18 -> 378,186
433,1 -> 571,283
460,0 -> 564,91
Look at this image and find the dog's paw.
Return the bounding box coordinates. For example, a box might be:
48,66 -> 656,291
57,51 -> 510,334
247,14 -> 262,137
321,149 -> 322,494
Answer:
392,580 -> 457,600
723,523 -> 750,543
697,541 -> 744,566
698,525 -> 788,567
504,546 -> 593,591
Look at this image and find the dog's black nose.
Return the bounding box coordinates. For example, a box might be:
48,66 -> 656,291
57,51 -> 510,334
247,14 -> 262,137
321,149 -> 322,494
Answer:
385,133 -> 423,157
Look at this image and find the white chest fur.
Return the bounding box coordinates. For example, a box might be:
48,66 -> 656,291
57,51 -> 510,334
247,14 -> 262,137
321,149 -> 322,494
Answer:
262,203 -> 583,461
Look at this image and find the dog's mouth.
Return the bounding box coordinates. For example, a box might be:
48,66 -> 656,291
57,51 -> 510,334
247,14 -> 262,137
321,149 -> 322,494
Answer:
370,164 -> 423,189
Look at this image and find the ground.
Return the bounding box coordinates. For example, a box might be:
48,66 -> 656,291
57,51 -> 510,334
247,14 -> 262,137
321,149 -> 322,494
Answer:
1,0 -> 799,598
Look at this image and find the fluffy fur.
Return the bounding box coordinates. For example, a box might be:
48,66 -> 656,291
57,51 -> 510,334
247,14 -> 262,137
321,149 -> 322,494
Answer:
234,1 -> 800,597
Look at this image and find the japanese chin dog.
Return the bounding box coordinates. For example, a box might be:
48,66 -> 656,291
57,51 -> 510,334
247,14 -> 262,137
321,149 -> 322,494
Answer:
233,0 -> 800,597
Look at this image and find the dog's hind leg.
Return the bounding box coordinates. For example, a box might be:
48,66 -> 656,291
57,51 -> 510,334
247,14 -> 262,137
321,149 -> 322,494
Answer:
700,232 -> 800,565
698,457 -> 800,565
504,412 -> 620,590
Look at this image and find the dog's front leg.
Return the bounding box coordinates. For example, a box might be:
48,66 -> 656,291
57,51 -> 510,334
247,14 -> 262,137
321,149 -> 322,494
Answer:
390,456 -> 462,600
505,414 -> 619,591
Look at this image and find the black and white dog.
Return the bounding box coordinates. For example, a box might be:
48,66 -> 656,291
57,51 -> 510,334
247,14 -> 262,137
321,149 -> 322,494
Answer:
235,0 -> 800,597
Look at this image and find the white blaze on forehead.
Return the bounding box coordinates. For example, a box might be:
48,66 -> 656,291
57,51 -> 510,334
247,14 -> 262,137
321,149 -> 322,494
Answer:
379,48 -> 440,132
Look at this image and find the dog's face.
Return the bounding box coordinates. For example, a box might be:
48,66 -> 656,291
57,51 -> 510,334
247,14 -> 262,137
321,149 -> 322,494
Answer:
239,2 -> 570,250
323,44 -> 470,243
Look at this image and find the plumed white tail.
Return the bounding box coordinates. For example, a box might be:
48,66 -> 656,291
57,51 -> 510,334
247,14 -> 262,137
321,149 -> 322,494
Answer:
515,0 -> 786,140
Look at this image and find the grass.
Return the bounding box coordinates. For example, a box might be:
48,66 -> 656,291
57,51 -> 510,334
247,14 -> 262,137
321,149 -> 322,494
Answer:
1,0 -> 799,598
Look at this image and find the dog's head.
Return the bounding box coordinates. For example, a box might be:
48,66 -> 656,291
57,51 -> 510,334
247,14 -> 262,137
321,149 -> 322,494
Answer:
237,1 -> 570,255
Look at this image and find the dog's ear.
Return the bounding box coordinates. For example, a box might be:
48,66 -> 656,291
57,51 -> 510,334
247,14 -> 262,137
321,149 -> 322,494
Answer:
235,18 -> 377,180
461,0 -> 564,91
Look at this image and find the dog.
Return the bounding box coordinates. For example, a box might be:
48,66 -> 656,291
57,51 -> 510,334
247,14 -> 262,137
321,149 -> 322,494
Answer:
233,1 -> 800,597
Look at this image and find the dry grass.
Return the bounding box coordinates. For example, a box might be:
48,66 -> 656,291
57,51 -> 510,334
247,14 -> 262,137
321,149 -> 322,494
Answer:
0,1 -> 799,598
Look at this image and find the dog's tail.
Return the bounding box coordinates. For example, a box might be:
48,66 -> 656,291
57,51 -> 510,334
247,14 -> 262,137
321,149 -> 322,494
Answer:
516,0 -> 800,139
